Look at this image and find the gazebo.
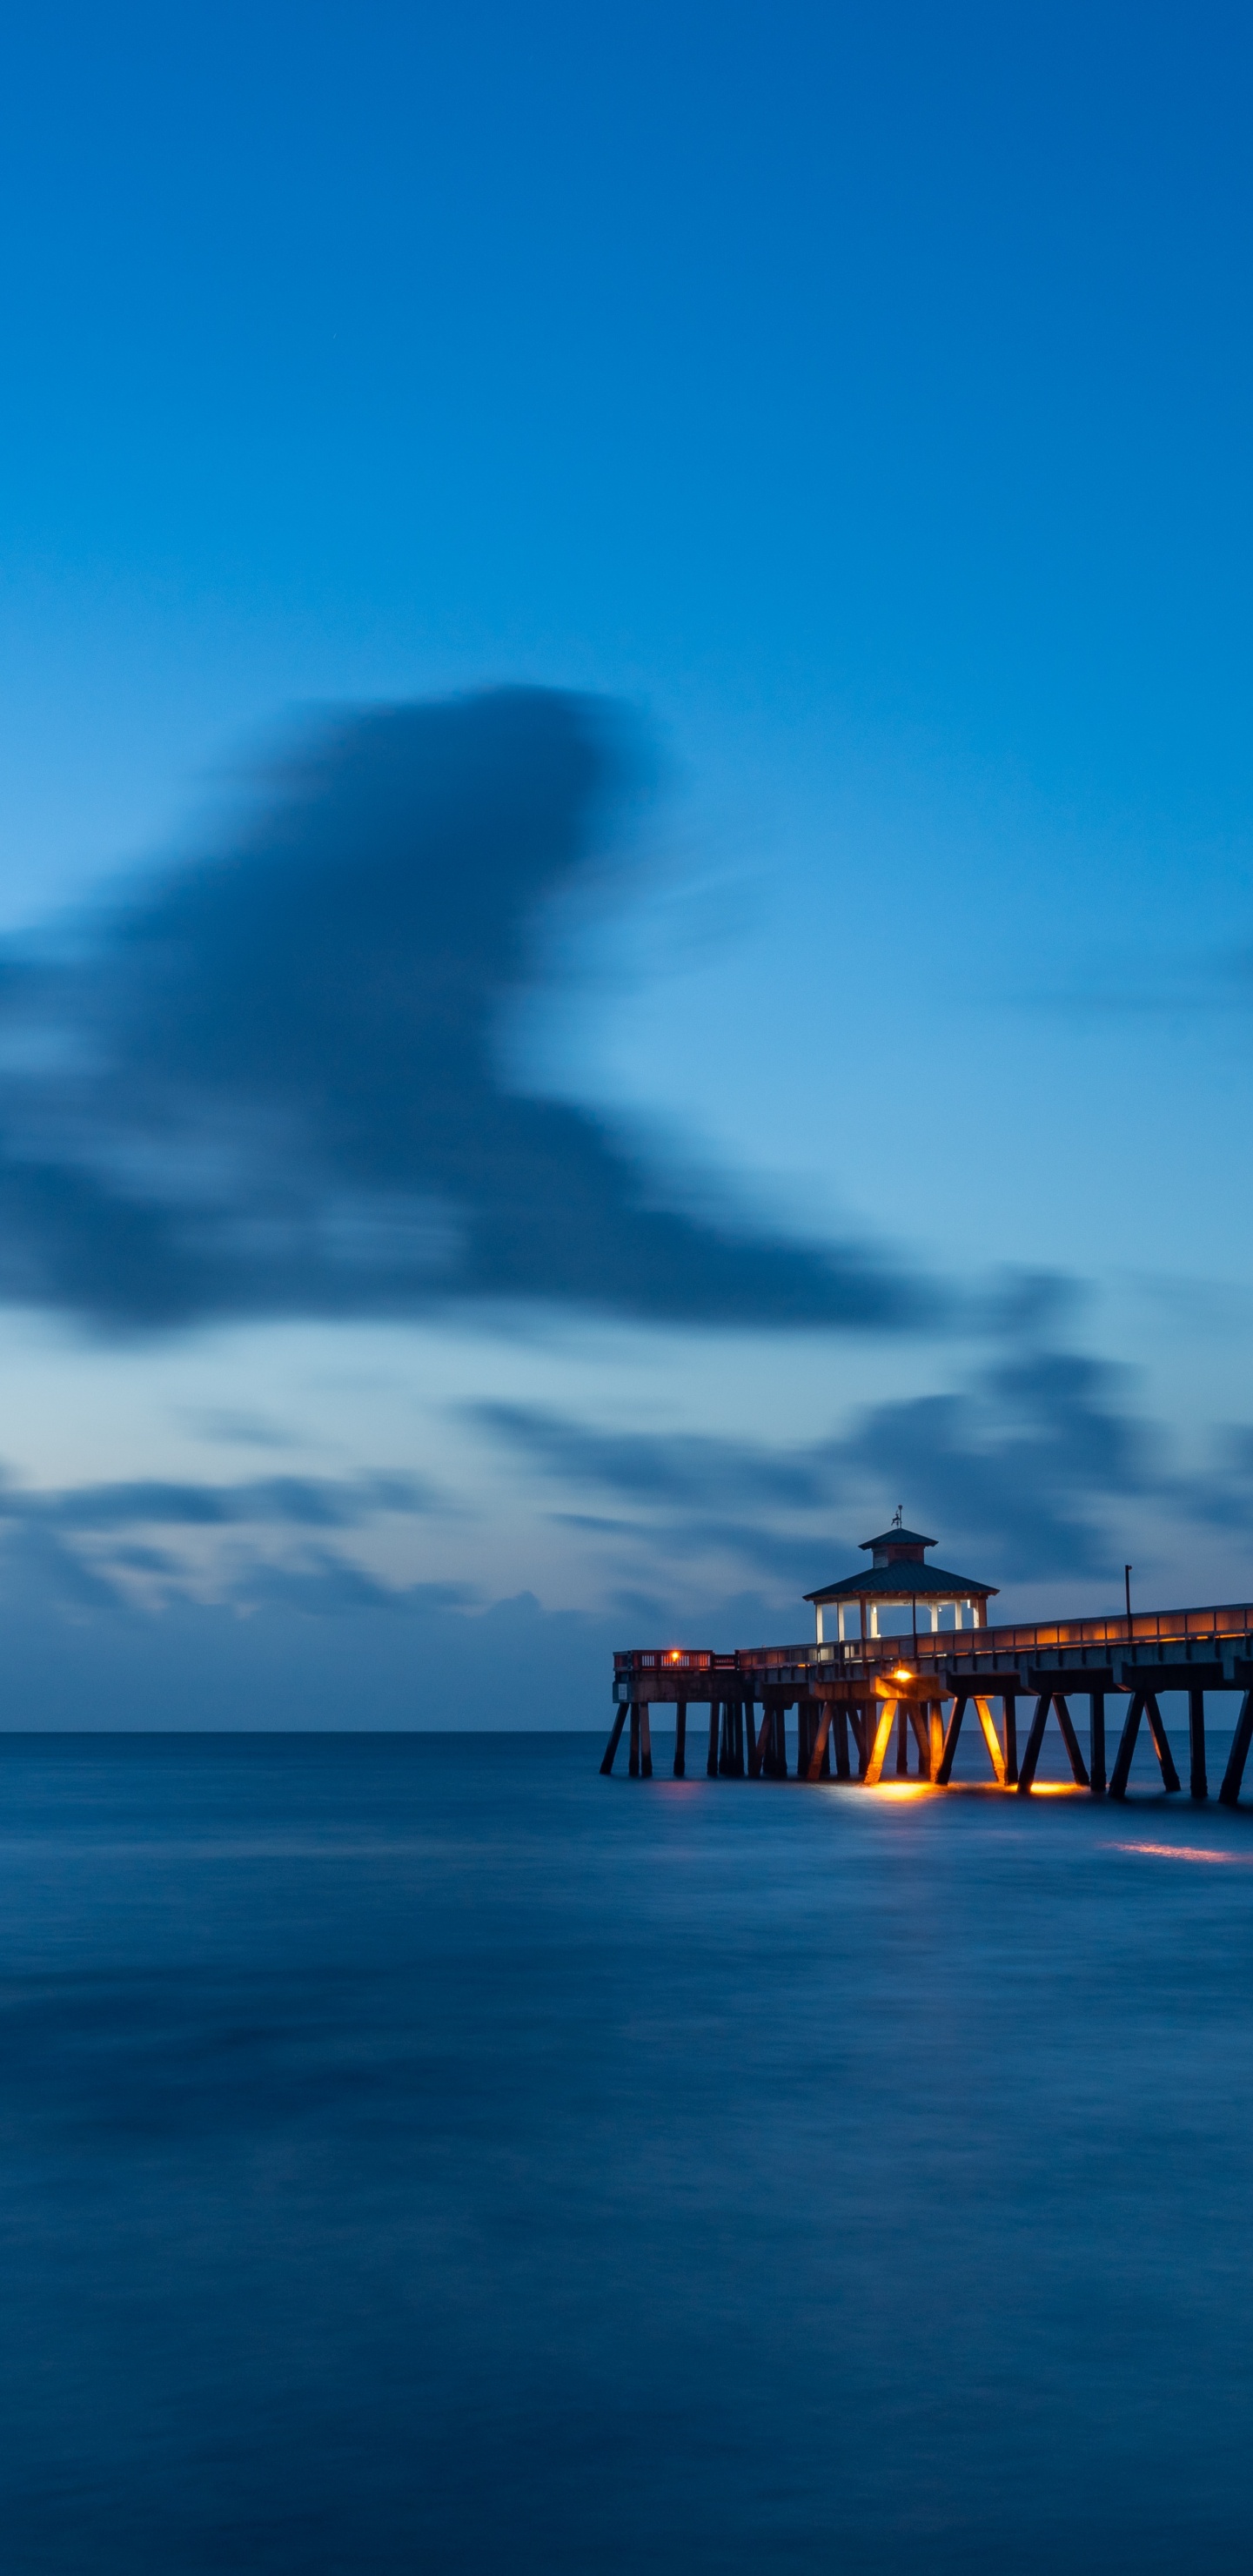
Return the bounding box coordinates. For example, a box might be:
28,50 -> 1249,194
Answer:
805,1515 -> 998,1644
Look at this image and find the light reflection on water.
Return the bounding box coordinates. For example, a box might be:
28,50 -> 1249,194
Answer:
3,1730 -> 1252,2576
1111,1841 -> 1253,1864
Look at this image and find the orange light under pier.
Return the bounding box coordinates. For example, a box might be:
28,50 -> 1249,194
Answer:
863,1698 -> 899,1787
974,1694 -> 1008,1788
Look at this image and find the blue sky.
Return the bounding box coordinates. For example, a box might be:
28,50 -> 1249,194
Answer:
1,0 -> 1251,1721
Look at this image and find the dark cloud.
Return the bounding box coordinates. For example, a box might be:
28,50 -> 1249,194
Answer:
228,1550 -> 423,1617
0,1466 -> 459,1649
472,1401 -> 834,1511
1170,1426 -> 1253,1538
0,687 -> 932,1334
471,1345 -> 1177,1587
0,1469 -> 436,1533
841,1351 -> 1161,1579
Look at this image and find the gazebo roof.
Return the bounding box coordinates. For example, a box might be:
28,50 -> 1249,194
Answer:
805,1562 -> 998,1606
860,1525 -> 936,1553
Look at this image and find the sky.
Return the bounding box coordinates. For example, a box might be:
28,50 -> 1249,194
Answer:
1,0 -> 1252,1724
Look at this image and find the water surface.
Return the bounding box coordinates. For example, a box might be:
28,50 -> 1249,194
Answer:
3,1732 -> 1252,2573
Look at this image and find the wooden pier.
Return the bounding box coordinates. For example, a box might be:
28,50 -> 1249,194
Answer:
601,1601 -> 1253,1803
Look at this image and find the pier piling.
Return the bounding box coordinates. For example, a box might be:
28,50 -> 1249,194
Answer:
1188,1690 -> 1207,1800
1089,1693 -> 1106,1796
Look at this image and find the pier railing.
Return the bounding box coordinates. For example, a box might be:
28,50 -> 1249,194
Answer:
615,1600 -> 1253,1686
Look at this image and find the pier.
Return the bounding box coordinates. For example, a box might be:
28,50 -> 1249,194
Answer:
600,1523 -> 1253,1802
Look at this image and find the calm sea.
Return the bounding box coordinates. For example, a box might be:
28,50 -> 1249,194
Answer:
3,1727 -> 1252,2574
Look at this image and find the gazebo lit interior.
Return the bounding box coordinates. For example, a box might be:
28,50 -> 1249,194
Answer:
805,1515 -> 998,1644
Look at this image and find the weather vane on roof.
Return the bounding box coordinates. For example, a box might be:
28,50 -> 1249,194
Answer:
893,1504 -> 903,1528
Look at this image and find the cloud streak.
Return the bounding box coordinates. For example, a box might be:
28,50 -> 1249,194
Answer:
0,688 -> 935,1336
0,1466 -> 443,1624
0,1469 -> 436,1533
470,1342 -> 1215,1590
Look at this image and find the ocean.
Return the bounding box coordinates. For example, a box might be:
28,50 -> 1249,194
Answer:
3,1727 -> 1252,2574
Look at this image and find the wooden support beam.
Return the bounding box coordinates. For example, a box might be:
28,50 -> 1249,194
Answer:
764,1700 -> 776,1778
1219,1690 -> 1253,1807
1188,1688 -> 1207,1801
628,1702 -> 640,1778
1089,1692 -> 1106,1797
864,1698 -> 899,1787
848,1704 -> 868,1775
1002,1695 -> 1019,1787
928,1701 -> 945,1780
806,1705 -> 833,1782
747,1697 -> 764,1780
834,1706 -> 851,1779
673,1702 -> 687,1778
747,1700 -> 767,1782
1108,1691 -> 1146,1801
707,1699 -> 720,1779
895,1702 -> 910,1775
975,1694 -> 1008,1788
1051,1694 -> 1090,1788
720,1701 -> 745,1778
600,1701 -> 628,1775
639,1703 -> 653,1779
1015,1693 -> 1053,1794
1142,1693 -> 1180,1793
935,1694 -> 968,1785
908,1701 -> 931,1777
773,1704 -> 789,1777
753,1701 -> 771,1778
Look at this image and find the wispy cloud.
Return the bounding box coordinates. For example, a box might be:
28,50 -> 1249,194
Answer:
468,1340 -> 1207,1589
0,1466 -> 445,1625
0,688 -> 935,1336
0,1469 -> 437,1533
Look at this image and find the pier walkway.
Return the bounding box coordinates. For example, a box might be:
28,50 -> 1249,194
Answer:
602,1600 -> 1253,1803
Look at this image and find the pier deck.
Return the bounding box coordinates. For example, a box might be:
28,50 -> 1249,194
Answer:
603,1601 -> 1253,1803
